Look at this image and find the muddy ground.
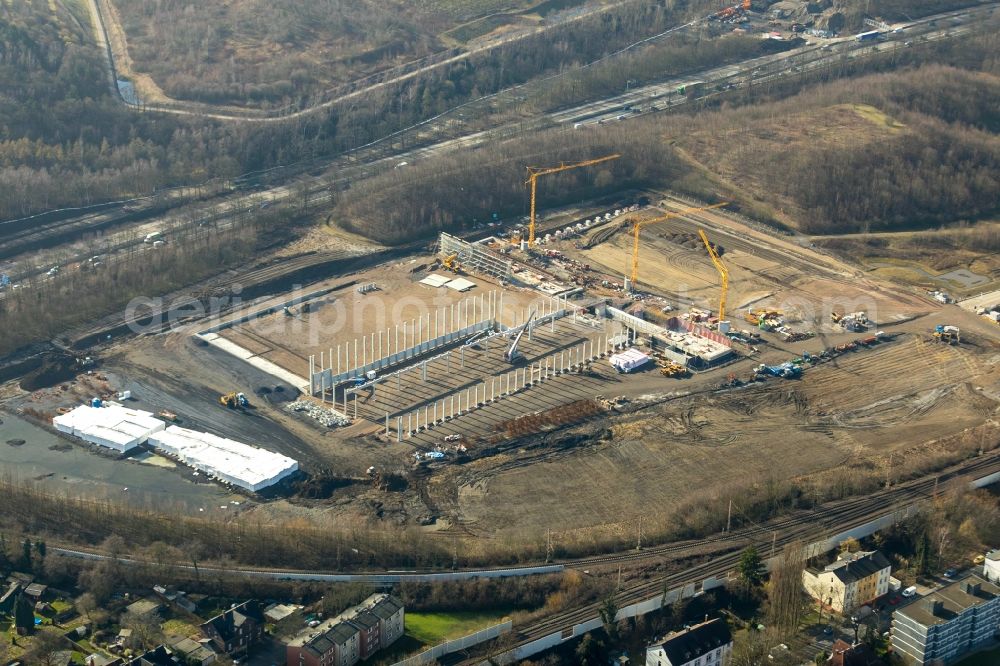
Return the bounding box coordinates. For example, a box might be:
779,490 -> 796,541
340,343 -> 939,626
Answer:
6,197 -> 1000,559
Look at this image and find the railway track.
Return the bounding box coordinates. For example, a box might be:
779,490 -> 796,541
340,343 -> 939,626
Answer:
61,248 -> 379,350
456,451 -> 1000,663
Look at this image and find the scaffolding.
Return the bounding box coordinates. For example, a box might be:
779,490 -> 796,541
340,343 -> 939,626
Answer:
439,233 -> 513,282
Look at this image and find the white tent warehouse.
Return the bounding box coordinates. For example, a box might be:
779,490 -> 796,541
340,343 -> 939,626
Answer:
609,348 -> 651,374
148,425 -> 299,492
52,404 -> 165,453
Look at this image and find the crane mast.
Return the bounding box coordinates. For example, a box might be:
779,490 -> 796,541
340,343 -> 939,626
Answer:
698,229 -> 729,322
525,154 -> 620,246
628,202 -> 728,286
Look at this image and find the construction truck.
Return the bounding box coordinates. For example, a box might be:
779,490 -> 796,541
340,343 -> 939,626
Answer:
659,361 -> 690,378
745,309 -> 783,331
219,392 -> 250,409
754,362 -> 802,379
933,325 -> 961,344
833,311 -> 869,331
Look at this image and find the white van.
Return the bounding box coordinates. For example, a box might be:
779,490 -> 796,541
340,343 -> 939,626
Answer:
902,586 -> 918,597
144,231 -> 162,243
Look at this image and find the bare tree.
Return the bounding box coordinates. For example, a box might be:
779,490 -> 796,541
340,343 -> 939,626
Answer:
121,608 -> 163,651
767,542 -> 807,636
23,628 -> 69,666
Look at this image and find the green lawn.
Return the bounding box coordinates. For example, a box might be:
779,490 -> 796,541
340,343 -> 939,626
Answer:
404,610 -> 511,646
956,646 -> 1000,665
50,599 -> 74,613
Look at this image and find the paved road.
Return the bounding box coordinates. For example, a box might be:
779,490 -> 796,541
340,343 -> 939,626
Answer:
85,0 -> 655,122
6,4 -> 996,289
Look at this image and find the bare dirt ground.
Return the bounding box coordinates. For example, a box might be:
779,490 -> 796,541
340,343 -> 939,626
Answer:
577,202 -> 939,326
429,330 -> 1000,543
12,194 -> 999,556
220,261 -> 544,378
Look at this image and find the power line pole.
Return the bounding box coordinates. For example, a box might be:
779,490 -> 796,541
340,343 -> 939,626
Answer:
545,528 -> 553,563
726,499 -> 732,533
636,516 -> 643,551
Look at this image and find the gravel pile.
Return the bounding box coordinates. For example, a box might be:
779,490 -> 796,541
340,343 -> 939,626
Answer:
285,401 -> 351,427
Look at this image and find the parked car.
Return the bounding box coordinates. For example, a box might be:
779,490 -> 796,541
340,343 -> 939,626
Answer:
902,586 -> 918,597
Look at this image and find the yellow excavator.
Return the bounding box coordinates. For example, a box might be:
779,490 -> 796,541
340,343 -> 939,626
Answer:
660,361 -> 690,378
442,254 -> 463,274
220,392 -> 250,409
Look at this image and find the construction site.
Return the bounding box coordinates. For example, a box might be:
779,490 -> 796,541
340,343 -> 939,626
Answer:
7,152 -> 1000,552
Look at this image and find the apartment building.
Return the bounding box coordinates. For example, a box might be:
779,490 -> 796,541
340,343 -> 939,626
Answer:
645,618 -> 732,666
803,550 -> 892,614
285,594 -> 404,666
891,575 -> 1000,665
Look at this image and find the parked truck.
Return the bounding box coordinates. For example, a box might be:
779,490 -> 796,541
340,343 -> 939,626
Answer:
855,30 -> 883,43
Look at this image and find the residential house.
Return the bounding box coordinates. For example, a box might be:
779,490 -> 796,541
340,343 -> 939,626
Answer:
125,598 -> 162,617
265,603 -> 302,624
984,549 -> 1000,583
802,550 -> 892,614
891,574 -> 1000,665
23,582 -> 48,601
368,595 -> 404,649
645,618 -> 733,666
152,585 -> 196,614
0,581 -> 20,614
171,637 -> 216,665
826,639 -> 881,666
126,645 -> 179,666
200,600 -> 265,659
286,620 -> 360,666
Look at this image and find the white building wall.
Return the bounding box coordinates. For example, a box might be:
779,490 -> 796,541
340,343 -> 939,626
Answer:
985,556 -> 1000,583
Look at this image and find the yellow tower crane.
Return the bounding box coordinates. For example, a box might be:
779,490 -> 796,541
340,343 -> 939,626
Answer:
698,228 -> 729,323
525,154 -> 620,246
629,203 -> 728,286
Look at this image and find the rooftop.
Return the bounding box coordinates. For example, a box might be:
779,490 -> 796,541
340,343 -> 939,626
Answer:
650,618 -> 732,665
820,551 -> 891,584
350,610 -> 380,631
201,600 -> 264,641
894,574 -> 1000,627
126,598 -> 162,616
148,425 -> 298,491
369,595 -> 403,621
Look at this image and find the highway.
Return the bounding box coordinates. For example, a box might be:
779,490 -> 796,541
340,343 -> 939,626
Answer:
4,2 -> 996,292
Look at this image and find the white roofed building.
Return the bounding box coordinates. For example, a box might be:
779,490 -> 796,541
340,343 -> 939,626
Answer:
148,425 -> 298,491
610,348 -> 651,373
52,404 -> 165,453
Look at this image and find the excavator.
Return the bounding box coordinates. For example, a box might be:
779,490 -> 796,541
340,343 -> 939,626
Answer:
441,254 -> 463,274
659,361 -> 690,378
219,392 -> 250,409
504,310 -> 536,364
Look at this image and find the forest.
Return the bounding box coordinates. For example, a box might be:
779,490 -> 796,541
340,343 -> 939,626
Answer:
334,33 -> 1000,241
0,0 -> 759,220
111,0 -> 717,108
